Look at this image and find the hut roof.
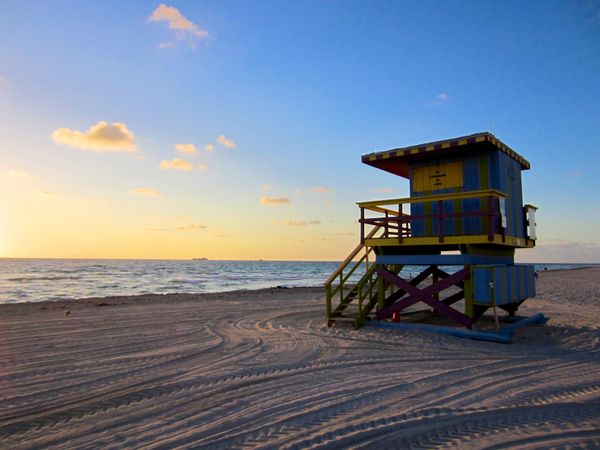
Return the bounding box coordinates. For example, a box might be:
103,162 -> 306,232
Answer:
361,132 -> 530,178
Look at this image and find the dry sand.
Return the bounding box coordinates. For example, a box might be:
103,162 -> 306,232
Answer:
1,267 -> 600,449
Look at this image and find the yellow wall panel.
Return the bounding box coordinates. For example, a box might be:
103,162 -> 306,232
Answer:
413,161 -> 463,192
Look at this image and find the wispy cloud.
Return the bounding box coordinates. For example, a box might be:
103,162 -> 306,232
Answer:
147,223 -> 207,232
370,187 -> 395,194
261,183 -> 273,191
197,163 -> 207,172
518,239 -> 600,264
0,75 -> 8,88
148,4 -> 209,48
174,143 -> 198,155
51,121 -> 136,152
428,93 -> 451,107
177,223 -> 207,231
4,169 -> 32,178
260,197 -> 290,205
204,144 -> 214,152
160,158 -> 194,171
310,186 -> 334,194
277,220 -> 321,226
128,188 -> 161,197
217,134 -> 236,148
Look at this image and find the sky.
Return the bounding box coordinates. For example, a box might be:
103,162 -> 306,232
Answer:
1,1 -> 599,262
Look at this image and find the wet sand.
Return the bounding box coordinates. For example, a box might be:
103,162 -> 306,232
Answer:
1,268 -> 600,449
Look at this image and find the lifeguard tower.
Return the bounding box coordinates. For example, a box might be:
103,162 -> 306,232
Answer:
325,132 -> 538,331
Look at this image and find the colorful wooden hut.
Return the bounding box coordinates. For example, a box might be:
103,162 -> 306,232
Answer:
325,132 -> 538,330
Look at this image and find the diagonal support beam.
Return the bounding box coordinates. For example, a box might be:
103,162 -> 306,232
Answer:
434,267 -> 465,290
376,267 -> 473,328
384,265 -> 435,307
442,290 -> 465,306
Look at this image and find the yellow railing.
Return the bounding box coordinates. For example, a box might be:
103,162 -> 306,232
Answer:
325,226 -> 382,324
358,189 -> 507,244
357,189 -> 506,209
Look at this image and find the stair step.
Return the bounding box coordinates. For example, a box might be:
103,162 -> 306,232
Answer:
331,317 -> 356,323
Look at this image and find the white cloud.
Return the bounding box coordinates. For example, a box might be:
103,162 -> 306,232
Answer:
261,183 -> 273,191
0,76 -> 8,88
148,4 -> 209,47
51,121 -> 136,152
129,188 -> 161,197
204,144 -> 214,152
277,220 -> 322,226
175,143 -> 198,155
197,163 -> 207,172
311,186 -> 334,194
160,158 -> 194,171
428,93 -> 451,107
217,134 -> 236,148
260,197 -> 290,205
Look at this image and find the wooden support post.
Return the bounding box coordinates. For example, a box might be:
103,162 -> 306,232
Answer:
490,273 -> 500,331
325,283 -> 332,325
356,293 -> 364,329
398,203 -> 403,244
377,274 -> 385,312
464,266 -> 474,319
360,207 -> 365,244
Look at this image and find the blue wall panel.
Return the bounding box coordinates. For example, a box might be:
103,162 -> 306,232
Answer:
473,265 -> 536,305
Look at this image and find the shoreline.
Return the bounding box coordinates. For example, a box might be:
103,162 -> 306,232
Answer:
0,286 -> 323,313
1,264 -> 597,308
2,268 -> 599,448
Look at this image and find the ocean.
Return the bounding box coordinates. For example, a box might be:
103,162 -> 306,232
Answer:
0,258 -> 594,304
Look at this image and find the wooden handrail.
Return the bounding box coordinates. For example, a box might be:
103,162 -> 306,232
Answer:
366,205 -> 407,215
357,189 -> 506,209
324,225 -> 381,286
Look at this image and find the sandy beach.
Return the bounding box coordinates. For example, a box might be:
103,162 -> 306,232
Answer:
1,267 -> 600,449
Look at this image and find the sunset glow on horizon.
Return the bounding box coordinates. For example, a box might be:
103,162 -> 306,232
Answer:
1,2 -> 599,262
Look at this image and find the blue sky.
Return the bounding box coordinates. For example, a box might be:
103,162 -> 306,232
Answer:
1,1 -> 599,261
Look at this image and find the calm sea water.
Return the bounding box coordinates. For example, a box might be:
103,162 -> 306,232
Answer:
0,258 -> 593,304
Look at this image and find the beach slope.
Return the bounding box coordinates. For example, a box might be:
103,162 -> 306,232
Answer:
1,268 -> 600,448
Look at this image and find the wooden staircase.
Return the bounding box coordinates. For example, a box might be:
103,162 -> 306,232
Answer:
325,226 -> 399,329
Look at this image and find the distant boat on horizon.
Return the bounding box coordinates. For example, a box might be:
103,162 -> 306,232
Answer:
192,257 -> 208,261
